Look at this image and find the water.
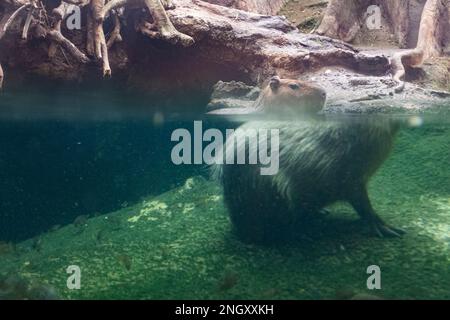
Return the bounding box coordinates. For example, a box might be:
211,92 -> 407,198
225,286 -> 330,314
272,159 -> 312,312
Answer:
0,89 -> 449,300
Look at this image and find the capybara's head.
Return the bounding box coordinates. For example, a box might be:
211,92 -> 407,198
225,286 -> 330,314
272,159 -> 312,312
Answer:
255,76 -> 327,117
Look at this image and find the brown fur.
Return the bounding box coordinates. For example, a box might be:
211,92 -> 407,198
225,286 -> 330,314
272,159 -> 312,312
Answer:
253,76 -> 327,117
215,77 -> 404,244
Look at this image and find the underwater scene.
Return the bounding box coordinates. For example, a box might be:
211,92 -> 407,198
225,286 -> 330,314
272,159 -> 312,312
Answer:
0,86 -> 449,301
1,0 -> 450,304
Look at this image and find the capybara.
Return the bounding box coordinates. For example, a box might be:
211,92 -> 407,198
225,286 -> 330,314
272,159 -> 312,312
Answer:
214,76 -> 404,244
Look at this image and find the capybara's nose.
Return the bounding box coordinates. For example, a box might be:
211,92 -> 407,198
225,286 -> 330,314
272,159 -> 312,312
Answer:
317,88 -> 326,100
314,86 -> 327,100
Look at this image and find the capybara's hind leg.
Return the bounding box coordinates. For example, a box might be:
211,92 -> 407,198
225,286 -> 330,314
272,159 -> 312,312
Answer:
349,186 -> 405,238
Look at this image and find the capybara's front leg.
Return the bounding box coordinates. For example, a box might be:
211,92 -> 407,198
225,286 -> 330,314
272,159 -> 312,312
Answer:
349,185 -> 405,238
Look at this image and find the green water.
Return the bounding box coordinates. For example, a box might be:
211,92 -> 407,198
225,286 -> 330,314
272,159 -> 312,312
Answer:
0,117 -> 449,300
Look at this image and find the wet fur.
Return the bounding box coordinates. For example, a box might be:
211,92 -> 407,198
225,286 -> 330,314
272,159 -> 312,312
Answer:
253,77 -> 327,117
217,118 -> 399,244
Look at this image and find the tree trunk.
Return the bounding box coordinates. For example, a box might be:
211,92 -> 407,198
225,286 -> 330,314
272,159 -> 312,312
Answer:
317,0 -> 449,50
416,0 -> 448,59
317,0 -> 417,46
317,0 -> 371,43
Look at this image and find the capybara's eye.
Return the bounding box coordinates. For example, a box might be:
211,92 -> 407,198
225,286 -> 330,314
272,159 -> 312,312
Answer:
289,83 -> 300,90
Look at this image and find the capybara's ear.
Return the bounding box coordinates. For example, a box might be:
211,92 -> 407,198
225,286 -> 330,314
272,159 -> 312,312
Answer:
269,76 -> 281,91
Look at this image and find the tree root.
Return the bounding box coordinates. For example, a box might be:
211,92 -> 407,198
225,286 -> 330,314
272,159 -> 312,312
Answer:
107,11 -> 122,48
100,0 -> 127,19
391,0 -> 448,92
91,0 -> 111,77
47,25 -> 90,64
141,0 -> 194,46
47,22 -> 88,63
95,0 -> 195,75
21,7 -> 33,40
0,1 -> 32,90
1,3 -> 30,35
48,2 -> 90,63
86,10 -> 95,56
0,0 -> 195,86
391,49 -> 424,93
93,0 -> 194,77
316,0 -> 370,42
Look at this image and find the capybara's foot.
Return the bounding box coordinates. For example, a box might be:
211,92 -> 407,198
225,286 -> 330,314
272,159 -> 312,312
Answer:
371,220 -> 406,238
350,187 -> 405,238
